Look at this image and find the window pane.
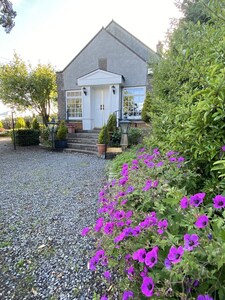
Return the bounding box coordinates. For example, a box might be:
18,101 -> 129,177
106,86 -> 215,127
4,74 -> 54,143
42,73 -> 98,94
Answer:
122,87 -> 145,118
66,90 -> 82,118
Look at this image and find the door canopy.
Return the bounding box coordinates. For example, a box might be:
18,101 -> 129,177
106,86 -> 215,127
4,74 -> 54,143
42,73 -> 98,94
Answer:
77,69 -> 124,86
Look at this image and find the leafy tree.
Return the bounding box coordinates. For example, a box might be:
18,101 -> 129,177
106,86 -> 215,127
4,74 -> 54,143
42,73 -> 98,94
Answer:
28,64 -> 57,126
146,1 -> 225,191
176,0 -> 212,23
0,0 -> 16,33
15,117 -> 26,129
141,91 -> 151,123
0,53 -> 57,126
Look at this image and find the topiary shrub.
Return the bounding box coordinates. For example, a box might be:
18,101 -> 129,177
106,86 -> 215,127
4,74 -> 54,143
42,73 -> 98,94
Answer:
15,117 -> 26,129
98,125 -> 110,144
0,120 -> 3,128
56,120 -> 67,140
107,113 -> 117,133
13,129 -> 40,146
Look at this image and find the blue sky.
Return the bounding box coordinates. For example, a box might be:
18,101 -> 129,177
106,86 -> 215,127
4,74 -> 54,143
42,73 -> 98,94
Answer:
0,0 -> 182,114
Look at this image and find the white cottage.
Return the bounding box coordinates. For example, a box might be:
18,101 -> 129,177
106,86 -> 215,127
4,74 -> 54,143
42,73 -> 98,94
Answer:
57,20 -> 159,130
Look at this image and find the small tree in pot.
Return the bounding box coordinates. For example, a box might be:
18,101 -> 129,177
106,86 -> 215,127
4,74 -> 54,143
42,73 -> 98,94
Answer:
55,120 -> 68,148
97,125 -> 110,156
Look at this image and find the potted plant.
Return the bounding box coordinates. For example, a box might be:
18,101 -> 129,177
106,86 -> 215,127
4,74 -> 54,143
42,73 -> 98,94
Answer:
55,120 -> 68,149
97,125 -> 110,156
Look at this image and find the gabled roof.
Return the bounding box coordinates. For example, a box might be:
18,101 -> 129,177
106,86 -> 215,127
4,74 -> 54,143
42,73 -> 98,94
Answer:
62,20 -> 159,72
77,69 -> 124,86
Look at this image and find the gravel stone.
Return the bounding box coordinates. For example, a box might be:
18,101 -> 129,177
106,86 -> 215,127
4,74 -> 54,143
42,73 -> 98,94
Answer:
0,138 -> 111,300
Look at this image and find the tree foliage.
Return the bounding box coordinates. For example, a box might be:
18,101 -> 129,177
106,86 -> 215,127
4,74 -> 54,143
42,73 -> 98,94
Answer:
0,0 -> 16,33
146,0 -> 225,189
141,91 -> 151,123
0,53 -> 57,126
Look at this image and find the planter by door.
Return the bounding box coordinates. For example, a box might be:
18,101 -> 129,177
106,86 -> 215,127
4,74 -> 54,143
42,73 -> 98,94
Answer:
97,144 -> 106,155
55,139 -> 68,149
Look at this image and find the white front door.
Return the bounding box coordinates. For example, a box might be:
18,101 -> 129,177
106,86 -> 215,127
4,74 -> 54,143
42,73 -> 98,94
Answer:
93,86 -> 110,128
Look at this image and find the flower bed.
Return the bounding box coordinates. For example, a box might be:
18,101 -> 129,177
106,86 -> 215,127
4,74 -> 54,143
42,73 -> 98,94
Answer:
81,148 -> 225,299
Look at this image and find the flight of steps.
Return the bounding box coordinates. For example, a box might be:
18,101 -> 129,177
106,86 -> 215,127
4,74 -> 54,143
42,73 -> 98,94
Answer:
64,129 -> 100,155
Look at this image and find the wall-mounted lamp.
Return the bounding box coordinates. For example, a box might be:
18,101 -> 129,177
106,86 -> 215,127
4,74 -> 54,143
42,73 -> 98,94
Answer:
112,85 -> 116,95
83,87 -> 87,96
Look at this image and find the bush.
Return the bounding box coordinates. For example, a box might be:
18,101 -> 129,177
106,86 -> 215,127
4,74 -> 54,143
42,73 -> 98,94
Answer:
107,113 -> 117,133
81,148 -> 225,299
128,127 -> 143,146
13,129 -> 40,146
98,125 -> 110,144
15,117 -> 26,129
56,120 -> 67,140
0,120 -> 3,128
141,91 -> 151,123
32,117 -> 40,130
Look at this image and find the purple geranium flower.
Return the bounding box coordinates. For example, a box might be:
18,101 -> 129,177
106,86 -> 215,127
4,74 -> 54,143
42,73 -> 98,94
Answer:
94,217 -> 104,232
180,196 -> 189,209
81,227 -> 90,236
167,246 -> 184,264
132,248 -> 146,263
141,277 -> 154,297
100,296 -> 108,300
89,256 -> 98,271
145,246 -> 158,268
122,290 -> 134,300
164,258 -> 172,270
213,195 -> 225,209
103,270 -> 111,281
190,192 -> 205,207
184,233 -> 199,251
157,219 -> 168,235
195,215 -> 209,229
221,145 -> 225,152
197,295 -> 213,300
114,232 -> 125,243
104,222 -> 114,234
127,266 -> 135,280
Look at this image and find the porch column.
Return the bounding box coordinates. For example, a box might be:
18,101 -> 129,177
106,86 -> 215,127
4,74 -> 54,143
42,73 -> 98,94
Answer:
82,86 -> 92,130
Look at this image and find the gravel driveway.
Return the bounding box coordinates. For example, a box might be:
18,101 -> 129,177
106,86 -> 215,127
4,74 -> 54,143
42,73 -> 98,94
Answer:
0,137 -> 107,300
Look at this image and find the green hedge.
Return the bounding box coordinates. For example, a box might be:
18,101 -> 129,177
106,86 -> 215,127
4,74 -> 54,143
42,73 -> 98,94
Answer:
12,129 -> 40,146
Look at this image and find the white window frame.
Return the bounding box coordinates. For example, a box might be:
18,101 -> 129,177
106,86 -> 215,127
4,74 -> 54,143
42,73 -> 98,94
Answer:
122,87 -> 146,120
66,90 -> 82,120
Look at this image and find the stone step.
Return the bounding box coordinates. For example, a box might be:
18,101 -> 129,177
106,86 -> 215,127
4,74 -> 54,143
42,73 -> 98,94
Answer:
67,138 -> 97,145
63,148 -> 98,155
67,142 -> 97,152
68,132 -> 99,139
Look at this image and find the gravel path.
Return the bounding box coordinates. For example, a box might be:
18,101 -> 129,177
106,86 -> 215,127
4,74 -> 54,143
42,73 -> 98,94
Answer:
0,137 -> 108,300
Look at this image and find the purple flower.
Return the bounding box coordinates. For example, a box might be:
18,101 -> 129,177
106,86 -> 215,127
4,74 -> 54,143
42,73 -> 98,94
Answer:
166,150 -> 176,157
132,226 -> 141,236
156,161 -> 164,167
122,290 -> 134,300
190,192 -> 205,207
167,246 -> 184,264
142,180 -> 152,191
221,145 -> 225,152
178,156 -> 185,162
132,248 -> 146,263
197,295 -> 213,300
213,195 -> 225,209
184,233 -> 199,251
127,266 -> 135,280
195,215 -> 209,229
125,210 -> 133,218
119,176 -> 128,186
141,277 -> 154,297
145,246 -> 158,268
94,217 -> 104,232
95,249 -> 105,260
100,296 -> 108,300
114,210 -> 125,220
157,219 -> 168,235
169,157 -> 177,162
104,222 -> 114,234
126,185 -> 135,193
81,227 -> 90,236
103,270 -> 111,281
114,232 -> 125,243
180,196 -> 189,209
89,256 -> 98,271
164,258 -> 172,270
